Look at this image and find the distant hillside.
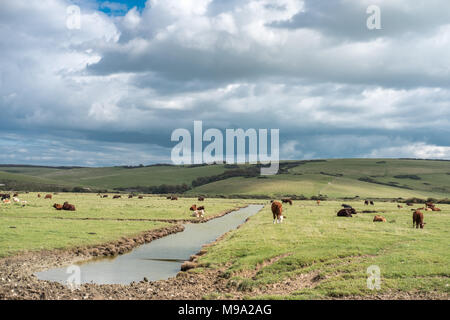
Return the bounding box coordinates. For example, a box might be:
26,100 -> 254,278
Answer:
0,159 -> 449,199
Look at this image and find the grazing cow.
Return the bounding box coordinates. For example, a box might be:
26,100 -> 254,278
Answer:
190,204 -> 205,217
337,208 -> 356,217
281,198 -> 293,205
370,201 -> 374,206
373,215 -> 386,222
44,194 -> 52,199
397,204 -> 403,209
341,204 -> 352,209
113,195 -> 121,199
425,202 -> 434,208
138,195 -> 144,199
432,207 -> 441,211
412,210 -> 425,229
198,196 -> 205,201
171,196 -> 178,200
62,202 -> 76,211
271,201 -> 283,224
364,200 -> 369,205
53,203 -> 63,210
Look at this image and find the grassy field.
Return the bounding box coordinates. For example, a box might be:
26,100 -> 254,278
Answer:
1,159 -> 449,199
189,159 -> 450,198
197,200 -> 450,299
0,193 -> 251,258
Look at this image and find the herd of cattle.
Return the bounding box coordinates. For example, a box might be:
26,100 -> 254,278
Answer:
271,198 -> 441,229
0,192 -> 444,228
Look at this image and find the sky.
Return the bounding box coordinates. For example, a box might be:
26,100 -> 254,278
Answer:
0,0 -> 449,166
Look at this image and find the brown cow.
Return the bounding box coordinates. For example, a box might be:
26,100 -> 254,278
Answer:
406,203 -> 413,206
190,204 -> 197,211
44,194 -> 52,199
13,193 -> 19,197
62,202 -> 76,211
337,208 -> 356,217
198,196 -> 205,201
316,200 -> 320,206
53,203 -> 63,210
128,195 -> 133,199
37,194 -> 41,198
432,207 -> 441,211
171,196 -> 178,200
271,201 -> 283,224
138,195 -> 144,199
166,196 -> 172,199
113,195 -> 121,199
281,198 -> 293,205
373,215 -> 386,222
103,195 -> 108,198
397,204 -> 403,209
412,210 -> 425,229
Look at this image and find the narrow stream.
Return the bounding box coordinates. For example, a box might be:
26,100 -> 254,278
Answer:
35,204 -> 264,285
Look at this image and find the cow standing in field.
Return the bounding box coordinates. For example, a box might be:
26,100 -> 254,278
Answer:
198,196 -> 205,201
113,195 -> 121,199
271,201 -> 283,224
364,200 -> 369,205
44,194 -> 52,199
128,195 -> 133,199
138,195 -> 144,199
370,201 -> 374,206
171,196 -> 178,200
103,195 -> 108,198
412,210 -> 425,229
316,200 -> 320,206
281,198 -> 293,205
397,204 -> 403,209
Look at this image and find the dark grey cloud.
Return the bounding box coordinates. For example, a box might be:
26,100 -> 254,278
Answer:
0,0 -> 449,166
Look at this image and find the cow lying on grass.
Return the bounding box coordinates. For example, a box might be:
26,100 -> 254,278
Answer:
337,208 -> 356,217
53,202 -> 76,211
373,215 -> 386,222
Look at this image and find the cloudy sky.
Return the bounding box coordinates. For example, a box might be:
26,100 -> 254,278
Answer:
1,0 -> 449,166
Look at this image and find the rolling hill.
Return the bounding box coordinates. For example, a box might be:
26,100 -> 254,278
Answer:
0,159 -> 449,199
